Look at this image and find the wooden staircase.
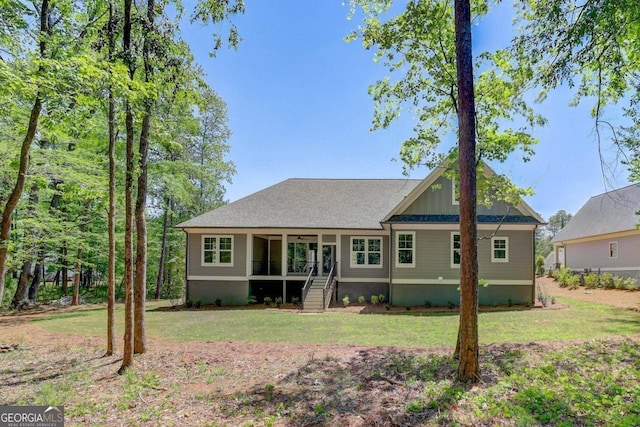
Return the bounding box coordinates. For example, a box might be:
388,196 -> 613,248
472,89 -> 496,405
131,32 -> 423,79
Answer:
302,277 -> 328,313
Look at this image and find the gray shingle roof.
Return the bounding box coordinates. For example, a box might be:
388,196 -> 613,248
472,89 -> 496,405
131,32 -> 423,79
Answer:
551,183 -> 640,243
177,178 -> 421,230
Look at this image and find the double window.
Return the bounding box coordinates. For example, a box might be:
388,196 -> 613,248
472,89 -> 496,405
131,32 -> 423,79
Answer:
351,237 -> 382,268
202,235 -> 233,266
396,232 -> 415,267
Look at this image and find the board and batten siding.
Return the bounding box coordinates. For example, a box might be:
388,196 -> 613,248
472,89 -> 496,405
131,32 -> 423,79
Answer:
402,175 -> 526,217
187,233 -> 247,277
564,234 -> 640,276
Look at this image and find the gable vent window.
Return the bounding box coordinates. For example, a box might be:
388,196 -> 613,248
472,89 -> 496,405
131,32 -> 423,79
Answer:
609,241 -> 618,259
396,232 -> 415,267
351,237 -> 383,268
491,237 -> 509,263
202,235 -> 234,266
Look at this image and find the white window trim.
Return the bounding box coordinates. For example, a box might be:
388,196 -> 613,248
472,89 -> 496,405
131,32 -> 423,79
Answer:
350,236 -> 383,269
609,241 -> 618,259
491,236 -> 509,263
451,232 -> 461,268
395,231 -> 415,268
201,235 -> 234,267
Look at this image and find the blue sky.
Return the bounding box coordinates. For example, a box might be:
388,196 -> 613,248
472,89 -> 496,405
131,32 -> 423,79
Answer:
183,1 -> 632,221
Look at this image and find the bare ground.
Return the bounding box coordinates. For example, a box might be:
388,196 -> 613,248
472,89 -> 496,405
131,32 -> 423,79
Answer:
1,280 -> 639,426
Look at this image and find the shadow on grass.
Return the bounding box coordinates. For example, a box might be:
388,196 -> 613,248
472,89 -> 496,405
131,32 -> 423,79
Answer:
206,345 -> 534,425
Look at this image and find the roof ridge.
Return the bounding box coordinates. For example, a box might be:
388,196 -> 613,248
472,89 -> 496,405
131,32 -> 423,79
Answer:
589,182 -> 640,199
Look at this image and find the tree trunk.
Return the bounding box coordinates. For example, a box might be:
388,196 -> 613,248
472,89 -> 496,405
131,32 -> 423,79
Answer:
118,0 -> 135,375
105,0 -> 116,357
61,246 -> 68,296
12,183 -> 40,306
28,260 -> 43,302
71,255 -> 82,305
454,0 -> 480,383
134,112 -> 149,354
155,195 -> 170,299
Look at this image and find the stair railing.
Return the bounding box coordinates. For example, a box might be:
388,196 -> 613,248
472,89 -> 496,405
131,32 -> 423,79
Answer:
301,261 -> 317,308
323,262 -> 337,309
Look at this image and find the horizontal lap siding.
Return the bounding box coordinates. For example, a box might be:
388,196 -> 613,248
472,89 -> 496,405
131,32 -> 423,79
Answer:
187,233 -> 247,277
392,229 -> 534,281
340,235 -> 390,279
564,235 -> 640,276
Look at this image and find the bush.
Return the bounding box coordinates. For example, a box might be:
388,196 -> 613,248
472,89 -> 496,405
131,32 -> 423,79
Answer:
447,301 -> 456,309
275,297 -> 283,307
535,255 -> 546,276
214,298 -> 222,307
583,273 -> 600,289
358,295 -> 365,304
424,300 -> 432,308
600,273 -> 615,289
247,295 -> 257,304
263,296 -> 272,306
567,275 -> 580,290
291,296 -> 300,307
385,303 -> 392,310
623,277 -> 639,290
378,294 -> 385,304
342,295 -> 350,307
370,295 -> 379,305
554,267 -> 575,288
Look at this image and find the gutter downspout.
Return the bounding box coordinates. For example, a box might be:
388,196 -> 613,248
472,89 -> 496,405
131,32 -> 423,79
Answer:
532,225 -> 538,304
182,229 -> 189,303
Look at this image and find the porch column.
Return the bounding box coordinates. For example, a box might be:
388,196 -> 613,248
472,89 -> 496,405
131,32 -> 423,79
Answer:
246,232 -> 253,277
318,234 -> 323,275
282,233 -> 288,277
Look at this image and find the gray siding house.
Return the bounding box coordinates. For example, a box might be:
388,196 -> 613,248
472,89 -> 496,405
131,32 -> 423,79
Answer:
551,183 -> 640,278
177,164 -> 544,309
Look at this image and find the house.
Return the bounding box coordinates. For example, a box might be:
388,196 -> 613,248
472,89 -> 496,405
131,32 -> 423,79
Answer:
177,164 -> 544,310
550,183 -> 640,278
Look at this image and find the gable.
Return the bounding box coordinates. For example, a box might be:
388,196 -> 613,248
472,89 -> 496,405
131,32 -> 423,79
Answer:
384,163 -> 542,223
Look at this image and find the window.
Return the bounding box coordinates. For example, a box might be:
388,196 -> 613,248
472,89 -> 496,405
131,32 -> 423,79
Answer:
202,235 -> 233,266
351,237 -> 382,268
491,237 -> 509,263
396,232 -> 415,267
451,232 -> 461,268
609,241 -> 618,259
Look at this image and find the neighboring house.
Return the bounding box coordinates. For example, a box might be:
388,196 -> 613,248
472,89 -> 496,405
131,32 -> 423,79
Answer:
177,164 -> 544,309
551,183 -> 640,278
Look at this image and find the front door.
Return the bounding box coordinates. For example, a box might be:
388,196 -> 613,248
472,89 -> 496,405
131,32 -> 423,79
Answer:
322,244 -> 336,275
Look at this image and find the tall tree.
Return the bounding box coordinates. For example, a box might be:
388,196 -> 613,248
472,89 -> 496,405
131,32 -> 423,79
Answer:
453,0 -> 479,382
0,0 -> 49,304
514,0 -> 640,181
349,0 -> 544,383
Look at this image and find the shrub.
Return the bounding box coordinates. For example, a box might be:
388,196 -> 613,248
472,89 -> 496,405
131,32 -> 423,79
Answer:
247,295 -> 257,304
291,296 -> 300,307
370,295 -> 379,305
185,299 -> 193,308
342,295 -> 350,307
275,297 -> 283,307
554,267 -> 574,288
385,303 -> 392,310
378,294 -> 385,304
214,298 -> 222,307
263,296 -> 273,306
600,273 -> 615,289
357,295 -> 365,304
566,275 -> 580,290
583,273 -> 600,289
447,301 -> 455,309
623,277 -> 639,290
424,300 -> 432,308
535,255 -> 545,276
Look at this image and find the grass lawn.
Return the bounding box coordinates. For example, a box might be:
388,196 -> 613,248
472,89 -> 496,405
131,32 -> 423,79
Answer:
30,297 -> 639,347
